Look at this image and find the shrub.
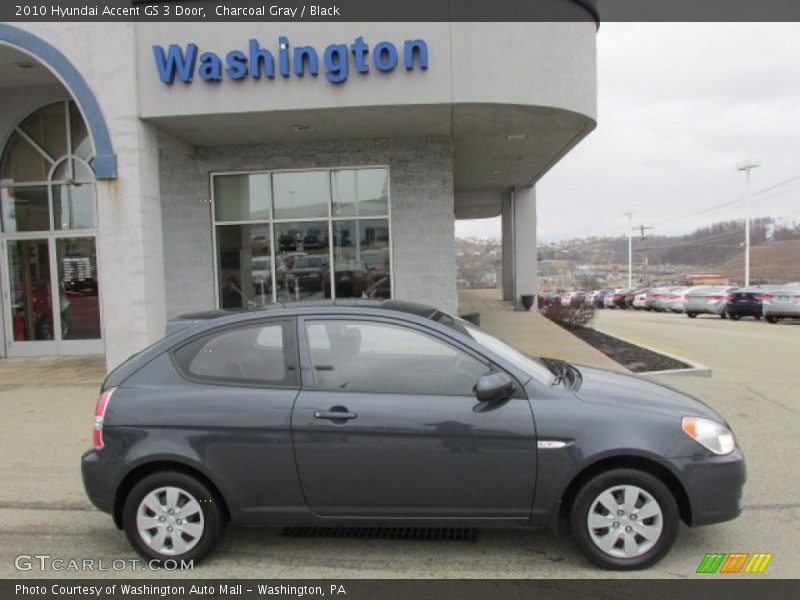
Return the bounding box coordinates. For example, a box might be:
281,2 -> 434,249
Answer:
541,303 -> 595,329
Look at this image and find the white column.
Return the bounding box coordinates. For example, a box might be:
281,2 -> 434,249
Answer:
501,191 -> 514,301
96,120 -> 166,371
512,186 -> 538,310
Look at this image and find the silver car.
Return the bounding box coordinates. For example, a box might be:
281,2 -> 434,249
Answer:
762,282 -> 800,323
664,286 -> 693,313
684,286 -> 736,319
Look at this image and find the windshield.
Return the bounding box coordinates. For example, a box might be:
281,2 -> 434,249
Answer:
431,311 -> 555,384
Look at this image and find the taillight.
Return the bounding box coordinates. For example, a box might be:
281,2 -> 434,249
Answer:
764,294 -> 773,299
754,294 -> 764,300
93,388 -> 115,449
669,293 -> 679,299
709,294 -> 724,300
727,294 -> 736,300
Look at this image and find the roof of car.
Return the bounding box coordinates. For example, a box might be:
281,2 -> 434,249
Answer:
173,299 -> 439,323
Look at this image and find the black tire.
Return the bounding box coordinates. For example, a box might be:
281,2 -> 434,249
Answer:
570,468 -> 679,570
755,315 -> 762,320
122,471 -> 226,565
687,312 -> 697,318
729,313 -> 741,321
765,315 -> 779,324
720,312 -> 727,319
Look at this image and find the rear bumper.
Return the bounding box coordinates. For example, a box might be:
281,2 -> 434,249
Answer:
727,304 -> 762,316
81,449 -> 123,516
672,449 -> 746,526
763,307 -> 800,317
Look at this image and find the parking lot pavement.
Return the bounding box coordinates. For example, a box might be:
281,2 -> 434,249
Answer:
1,312 -> 798,579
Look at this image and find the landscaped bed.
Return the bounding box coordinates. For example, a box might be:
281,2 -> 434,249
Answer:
567,326 -> 691,373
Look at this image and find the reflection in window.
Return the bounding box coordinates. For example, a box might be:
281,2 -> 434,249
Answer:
212,167 -> 391,306
274,221 -> 330,302
331,168 -> 388,217
273,171 -> 330,219
57,237 -> 101,340
332,219 -> 390,299
216,224 -> 273,309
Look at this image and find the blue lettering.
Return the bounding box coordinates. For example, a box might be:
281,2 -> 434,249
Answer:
351,36 -> 369,73
248,39 -> 275,79
293,46 -> 319,77
279,36 -> 290,78
198,52 -> 222,81
374,42 -> 398,72
404,40 -> 428,70
153,43 -> 197,84
324,44 -> 349,83
226,50 -> 248,79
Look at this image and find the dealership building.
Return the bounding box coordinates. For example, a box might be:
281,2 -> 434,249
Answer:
0,13 -> 597,369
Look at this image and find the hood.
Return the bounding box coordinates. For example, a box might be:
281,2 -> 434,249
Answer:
573,364 -> 722,421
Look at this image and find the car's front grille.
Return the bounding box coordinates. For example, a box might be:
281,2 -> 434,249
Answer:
281,526 -> 478,542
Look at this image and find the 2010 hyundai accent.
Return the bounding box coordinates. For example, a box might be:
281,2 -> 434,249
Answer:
81,300 -> 745,570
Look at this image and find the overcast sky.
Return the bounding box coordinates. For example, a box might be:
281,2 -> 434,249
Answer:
455,23 -> 800,243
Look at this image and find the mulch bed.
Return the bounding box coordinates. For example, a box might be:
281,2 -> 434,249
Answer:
567,327 -> 691,373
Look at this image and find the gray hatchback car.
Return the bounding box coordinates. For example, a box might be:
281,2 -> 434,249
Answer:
82,300 -> 745,570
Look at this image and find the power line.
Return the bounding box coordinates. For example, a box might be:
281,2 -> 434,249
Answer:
647,171 -> 800,227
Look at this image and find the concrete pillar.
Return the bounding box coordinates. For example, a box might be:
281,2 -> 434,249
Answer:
501,191 -> 514,301
96,120 -> 167,371
512,186 -> 538,310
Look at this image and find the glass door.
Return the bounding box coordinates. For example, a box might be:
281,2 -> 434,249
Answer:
2,236 -> 103,356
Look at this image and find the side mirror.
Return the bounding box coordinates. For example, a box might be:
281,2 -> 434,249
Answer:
474,371 -> 514,403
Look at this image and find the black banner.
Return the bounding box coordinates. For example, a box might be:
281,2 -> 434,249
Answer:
4,579 -> 800,600
4,0 -> 800,23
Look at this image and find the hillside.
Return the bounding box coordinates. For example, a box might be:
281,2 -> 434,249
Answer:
719,239 -> 800,284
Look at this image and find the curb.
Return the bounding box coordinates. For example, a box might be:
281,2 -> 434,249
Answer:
592,327 -> 712,378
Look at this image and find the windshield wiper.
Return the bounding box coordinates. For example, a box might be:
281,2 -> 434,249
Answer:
541,358 -> 570,387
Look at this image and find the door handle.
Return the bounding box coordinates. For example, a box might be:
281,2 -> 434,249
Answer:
314,410 -> 357,420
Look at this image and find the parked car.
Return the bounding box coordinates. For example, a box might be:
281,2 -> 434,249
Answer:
83,300 -> 744,570
569,291 -> 588,307
594,289 -> 614,309
726,286 -> 773,321
762,283 -> 800,323
624,288 -> 648,309
664,287 -> 691,314
684,286 -> 736,319
632,289 -> 649,309
604,289 -> 624,308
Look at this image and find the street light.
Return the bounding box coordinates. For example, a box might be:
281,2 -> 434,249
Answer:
736,160 -> 759,286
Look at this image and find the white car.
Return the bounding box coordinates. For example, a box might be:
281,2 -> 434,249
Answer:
632,289 -> 649,309
762,283 -> 800,323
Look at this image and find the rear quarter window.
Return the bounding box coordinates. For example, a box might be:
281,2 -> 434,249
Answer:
172,320 -> 298,387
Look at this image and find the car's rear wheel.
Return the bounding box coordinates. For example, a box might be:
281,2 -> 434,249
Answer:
765,315 -> 779,324
123,472 -> 225,565
729,313 -> 741,321
687,312 -> 697,318
570,468 -> 679,570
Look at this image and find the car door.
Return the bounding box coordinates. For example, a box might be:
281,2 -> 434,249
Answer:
291,316 -> 537,521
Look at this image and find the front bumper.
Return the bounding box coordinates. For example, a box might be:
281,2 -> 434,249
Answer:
671,448 -> 746,526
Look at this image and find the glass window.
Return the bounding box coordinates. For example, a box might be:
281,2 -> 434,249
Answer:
174,321 -> 296,386
57,237 -> 101,340
332,219 -> 390,299
216,224 -> 274,309
0,131 -> 51,184
331,168 -> 388,217
1,186 -> 50,232
305,320 -> 489,396
273,171 -> 330,219
214,173 -> 271,222
6,239 -> 53,341
275,221 -> 330,302
19,101 -> 67,161
69,101 -> 93,161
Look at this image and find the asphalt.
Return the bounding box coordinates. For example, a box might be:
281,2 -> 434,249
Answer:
0,307 -> 797,579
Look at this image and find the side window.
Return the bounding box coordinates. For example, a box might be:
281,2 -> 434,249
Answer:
305,320 -> 489,395
173,320 -> 297,386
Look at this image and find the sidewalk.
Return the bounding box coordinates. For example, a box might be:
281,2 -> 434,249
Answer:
458,288 -> 625,372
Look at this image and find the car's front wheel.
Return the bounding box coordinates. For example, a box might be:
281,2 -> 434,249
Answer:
570,468 -> 679,570
122,471 -> 225,565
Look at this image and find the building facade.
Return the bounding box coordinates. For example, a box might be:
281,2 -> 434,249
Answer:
0,16 -> 597,370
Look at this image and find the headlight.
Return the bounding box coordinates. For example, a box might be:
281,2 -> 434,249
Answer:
682,416 -> 735,455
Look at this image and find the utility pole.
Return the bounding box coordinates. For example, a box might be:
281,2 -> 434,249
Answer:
736,160 -> 760,286
623,212 -> 634,287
